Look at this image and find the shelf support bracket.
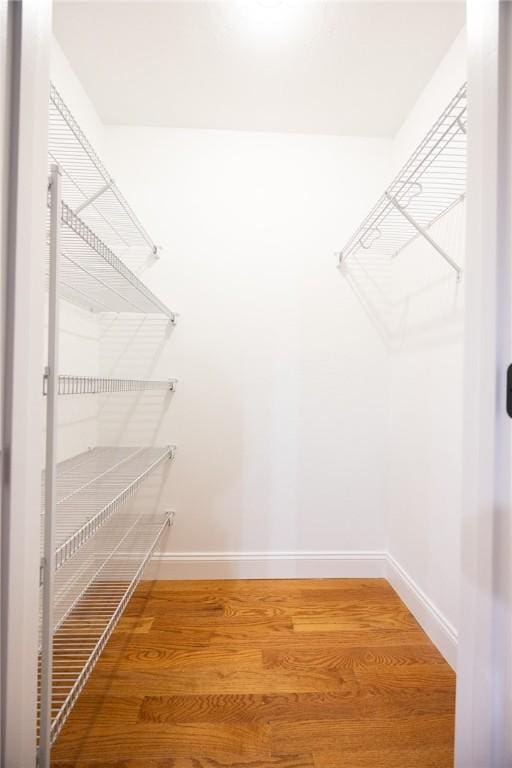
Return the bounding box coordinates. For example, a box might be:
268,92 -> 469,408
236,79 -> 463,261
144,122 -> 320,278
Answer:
75,179 -> 113,214
385,192 -> 462,280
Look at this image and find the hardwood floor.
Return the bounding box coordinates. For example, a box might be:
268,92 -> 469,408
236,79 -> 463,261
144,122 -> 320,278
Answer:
51,578 -> 455,768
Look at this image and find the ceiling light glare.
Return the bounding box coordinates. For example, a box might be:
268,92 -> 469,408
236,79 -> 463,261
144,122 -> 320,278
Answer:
232,1 -> 308,45
257,0 -> 285,8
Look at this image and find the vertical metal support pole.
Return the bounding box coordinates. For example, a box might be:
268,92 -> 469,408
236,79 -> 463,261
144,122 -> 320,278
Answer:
39,164 -> 61,768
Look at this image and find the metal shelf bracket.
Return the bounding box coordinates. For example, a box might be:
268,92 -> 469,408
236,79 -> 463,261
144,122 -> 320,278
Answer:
74,179 -> 114,214
384,191 -> 462,280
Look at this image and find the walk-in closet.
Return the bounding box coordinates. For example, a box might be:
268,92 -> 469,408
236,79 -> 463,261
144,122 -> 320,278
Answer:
2,1 -> 512,766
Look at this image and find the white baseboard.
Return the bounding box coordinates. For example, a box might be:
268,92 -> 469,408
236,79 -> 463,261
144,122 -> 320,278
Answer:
145,549 -> 457,669
386,553 -> 458,670
144,550 -> 387,580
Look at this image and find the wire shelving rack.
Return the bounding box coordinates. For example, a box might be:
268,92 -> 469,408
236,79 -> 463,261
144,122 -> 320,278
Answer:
49,83 -> 158,267
39,136 -> 178,763
41,505 -> 173,745
51,199 -> 176,319
338,84 -> 467,278
41,446 -> 175,573
44,375 -> 177,396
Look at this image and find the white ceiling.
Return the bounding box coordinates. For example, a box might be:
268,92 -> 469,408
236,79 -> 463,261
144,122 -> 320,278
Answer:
53,1 -> 464,136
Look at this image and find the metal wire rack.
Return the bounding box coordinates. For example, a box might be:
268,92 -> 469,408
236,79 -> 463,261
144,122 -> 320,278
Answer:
338,83 -> 467,278
40,506 -> 173,745
41,446 -> 175,573
43,374 -> 177,396
49,83 -> 158,266
52,199 -> 176,318
38,143 -> 178,768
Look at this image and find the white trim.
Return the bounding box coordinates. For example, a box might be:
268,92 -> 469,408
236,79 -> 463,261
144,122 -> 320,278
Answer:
145,549 -> 458,670
386,554 -> 458,670
144,550 -> 387,580
1,2 -> 50,764
455,3 -> 512,763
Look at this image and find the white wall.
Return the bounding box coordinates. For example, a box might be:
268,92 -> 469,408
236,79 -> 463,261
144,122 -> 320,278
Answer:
391,31 -> 466,172
50,35 -> 104,154
103,126 -> 392,558
385,30 -> 466,652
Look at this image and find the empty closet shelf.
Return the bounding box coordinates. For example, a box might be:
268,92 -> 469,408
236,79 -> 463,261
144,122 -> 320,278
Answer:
49,83 -> 157,266
44,375 -> 177,395
40,508 -> 173,744
41,446 -> 175,572
338,83 -> 466,275
54,201 -> 176,318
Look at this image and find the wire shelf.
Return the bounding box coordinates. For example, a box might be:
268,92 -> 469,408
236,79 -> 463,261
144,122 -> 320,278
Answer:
49,83 -> 158,267
41,446 -> 175,573
44,375 -> 177,396
39,507 -> 173,745
49,199 -> 176,319
339,84 -> 467,276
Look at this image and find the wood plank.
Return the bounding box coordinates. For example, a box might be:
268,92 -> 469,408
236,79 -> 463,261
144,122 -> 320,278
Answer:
55,694 -> 143,726
82,666 -> 359,696
136,579 -> 338,592
292,605 -> 419,632
262,645 -> 448,673
138,692 -> 361,725
361,664 -> 456,693
115,623 -> 215,645
123,596 -> 225,619
152,615 -> 295,632
52,722 -> 271,762
271,714 -> 454,754
138,688 -> 453,726
312,747 -> 453,768
104,629 -> 212,653
53,756 -> 314,768
299,582 -> 393,598
126,587 -> 224,605
214,629 -> 432,649
98,646 -> 262,672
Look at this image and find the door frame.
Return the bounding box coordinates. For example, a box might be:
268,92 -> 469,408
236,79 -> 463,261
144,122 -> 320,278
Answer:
0,1 -> 51,765
455,1 -> 512,765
